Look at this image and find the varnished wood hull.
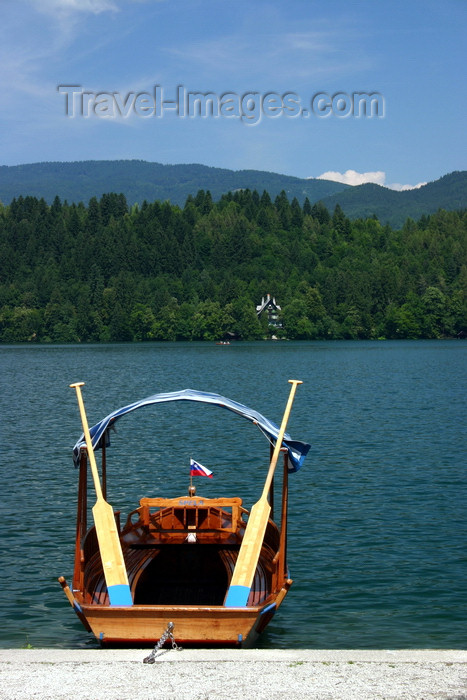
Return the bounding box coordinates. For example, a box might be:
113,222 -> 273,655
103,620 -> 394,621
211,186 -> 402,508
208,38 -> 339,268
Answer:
76,597 -> 287,646
64,492 -> 293,646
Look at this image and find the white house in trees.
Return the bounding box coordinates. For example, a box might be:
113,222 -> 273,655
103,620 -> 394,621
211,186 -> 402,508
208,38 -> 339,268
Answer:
256,294 -> 282,328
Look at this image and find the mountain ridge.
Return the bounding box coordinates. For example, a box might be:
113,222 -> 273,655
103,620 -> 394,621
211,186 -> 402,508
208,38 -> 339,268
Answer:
0,159 -> 348,208
320,171 -> 467,226
0,160 -> 465,228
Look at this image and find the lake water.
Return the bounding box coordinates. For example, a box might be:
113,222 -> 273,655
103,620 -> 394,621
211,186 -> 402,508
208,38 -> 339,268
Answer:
0,340 -> 465,649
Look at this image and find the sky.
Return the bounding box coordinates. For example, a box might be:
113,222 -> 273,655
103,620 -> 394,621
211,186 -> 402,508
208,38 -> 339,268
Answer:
1,0 -> 465,190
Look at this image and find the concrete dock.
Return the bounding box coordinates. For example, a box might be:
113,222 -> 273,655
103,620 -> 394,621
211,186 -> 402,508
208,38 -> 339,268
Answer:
0,649 -> 466,699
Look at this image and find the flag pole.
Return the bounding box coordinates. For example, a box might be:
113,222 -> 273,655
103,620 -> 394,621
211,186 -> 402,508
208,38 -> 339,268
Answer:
189,457 -> 194,495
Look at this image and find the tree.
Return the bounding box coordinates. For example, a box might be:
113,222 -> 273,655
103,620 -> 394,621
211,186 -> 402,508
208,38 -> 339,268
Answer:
296,282 -> 326,322
108,302 -> 132,341
275,190 -> 292,229
191,301 -> 234,340
311,202 -> 330,225
230,297 -> 262,339
43,295 -> 78,342
282,299 -> 315,339
87,196 -> 102,236
332,204 -> 351,238
0,306 -> 42,342
130,303 -> 156,341
291,197 -> 303,228
420,286 -> 448,338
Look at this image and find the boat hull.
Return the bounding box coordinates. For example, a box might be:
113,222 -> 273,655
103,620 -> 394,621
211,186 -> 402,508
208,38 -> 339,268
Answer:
67,494 -> 292,645
62,382 -> 309,647
77,599 -> 283,646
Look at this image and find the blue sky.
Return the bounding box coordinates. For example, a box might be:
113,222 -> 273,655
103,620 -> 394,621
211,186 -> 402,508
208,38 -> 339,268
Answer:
1,0 -> 465,189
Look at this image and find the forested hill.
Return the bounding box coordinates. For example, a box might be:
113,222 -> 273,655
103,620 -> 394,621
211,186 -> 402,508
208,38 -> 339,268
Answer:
320,171 -> 467,228
0,161 -> 465,228
1,189 -> 465,343
0,160 -> 347,209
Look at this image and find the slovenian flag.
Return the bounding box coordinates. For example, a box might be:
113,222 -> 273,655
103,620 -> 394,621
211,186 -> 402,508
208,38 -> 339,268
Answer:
190,458 -> 213,478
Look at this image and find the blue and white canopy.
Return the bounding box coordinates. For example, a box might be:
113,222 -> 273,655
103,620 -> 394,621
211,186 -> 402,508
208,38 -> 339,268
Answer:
73,388 -> 310,473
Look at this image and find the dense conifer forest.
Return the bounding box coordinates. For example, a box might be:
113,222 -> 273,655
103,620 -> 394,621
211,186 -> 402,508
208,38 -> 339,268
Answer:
0,189 -> 466,342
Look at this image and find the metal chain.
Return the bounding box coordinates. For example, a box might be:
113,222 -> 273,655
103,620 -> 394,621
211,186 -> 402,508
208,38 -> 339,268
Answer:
143,622 -> 182,663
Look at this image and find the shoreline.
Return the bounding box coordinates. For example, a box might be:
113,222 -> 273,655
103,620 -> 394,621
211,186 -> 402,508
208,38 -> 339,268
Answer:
1,649 -> 466,699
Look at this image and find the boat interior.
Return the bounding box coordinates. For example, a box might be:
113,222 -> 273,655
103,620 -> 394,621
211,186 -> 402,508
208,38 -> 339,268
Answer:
79,497 -> 281,608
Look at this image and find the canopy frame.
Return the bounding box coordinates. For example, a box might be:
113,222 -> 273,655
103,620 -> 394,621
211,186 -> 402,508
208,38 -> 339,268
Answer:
72,388 -> 310,473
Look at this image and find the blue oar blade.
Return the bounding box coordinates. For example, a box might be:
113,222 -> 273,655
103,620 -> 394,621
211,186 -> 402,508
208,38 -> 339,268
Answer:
225,585 -> 250,607
108,583 -> 133,606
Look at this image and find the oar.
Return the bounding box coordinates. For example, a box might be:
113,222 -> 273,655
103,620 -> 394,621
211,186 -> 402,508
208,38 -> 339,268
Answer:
70,382 -> 132,606
225,379 -> 302,607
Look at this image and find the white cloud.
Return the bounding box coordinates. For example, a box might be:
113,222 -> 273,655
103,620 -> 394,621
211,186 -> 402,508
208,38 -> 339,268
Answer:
315,169 -> 427,191
317,169 -> 386,186
387,181 -> 427,191
165,22 -> 366,83
27,0 -> 164,16
28,0 -> 119,14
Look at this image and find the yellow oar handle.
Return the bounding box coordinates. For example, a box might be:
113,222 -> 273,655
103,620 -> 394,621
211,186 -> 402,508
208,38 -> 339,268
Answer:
261,379 -> 303,498
70,382 -> 132,605
225,379 -> 303,607
70,382 -> 104,501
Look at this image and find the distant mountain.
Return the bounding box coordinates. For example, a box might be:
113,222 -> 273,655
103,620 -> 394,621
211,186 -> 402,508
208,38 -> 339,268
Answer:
0,161 -> 464,228
0,160 -> 347,208
320,171 -> 467,228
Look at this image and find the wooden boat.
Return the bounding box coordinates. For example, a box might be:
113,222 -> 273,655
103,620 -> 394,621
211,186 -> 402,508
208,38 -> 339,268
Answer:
59,384 -> 309,647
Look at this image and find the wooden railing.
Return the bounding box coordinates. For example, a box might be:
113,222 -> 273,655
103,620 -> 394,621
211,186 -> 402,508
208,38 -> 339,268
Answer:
137,496 -> 244,533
